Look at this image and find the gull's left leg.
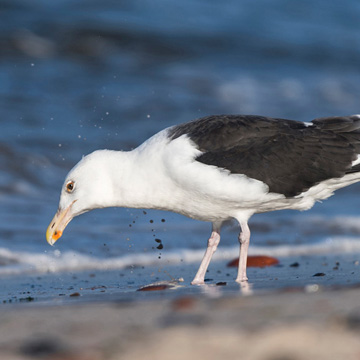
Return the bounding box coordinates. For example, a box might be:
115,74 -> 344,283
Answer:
191,221 -> 222,285
235,221 -> 250,283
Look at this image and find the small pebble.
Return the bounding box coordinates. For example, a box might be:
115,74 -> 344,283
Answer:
305,284 -> 319,293
20,338 -> 63,357
19,297 -> 34,302
313,272 -> 326,277
172,297 -> 196,310
137,284 -> 170,291
227,255 -> 279,268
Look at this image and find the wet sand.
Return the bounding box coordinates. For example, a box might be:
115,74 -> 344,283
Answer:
0,254 -> 359,359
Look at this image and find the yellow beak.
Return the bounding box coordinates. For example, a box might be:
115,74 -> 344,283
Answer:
46,201 -> 76,246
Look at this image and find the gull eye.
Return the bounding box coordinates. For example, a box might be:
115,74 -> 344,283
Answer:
66,180 -> 75,193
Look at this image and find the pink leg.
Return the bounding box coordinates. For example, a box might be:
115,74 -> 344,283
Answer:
191,222 -> 222,285
235,221 -> 250,283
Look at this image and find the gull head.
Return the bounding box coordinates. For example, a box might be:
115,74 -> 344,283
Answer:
46,150 -> 115,245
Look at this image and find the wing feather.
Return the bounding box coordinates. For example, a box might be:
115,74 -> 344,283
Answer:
169,115 -> 360,197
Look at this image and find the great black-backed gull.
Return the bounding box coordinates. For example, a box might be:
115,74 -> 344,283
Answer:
46,114 -> 360,284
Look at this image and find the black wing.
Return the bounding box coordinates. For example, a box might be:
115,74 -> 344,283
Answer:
169,115 -> 360,197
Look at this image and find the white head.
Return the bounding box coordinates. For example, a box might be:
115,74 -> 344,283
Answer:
46,150 -> 115,245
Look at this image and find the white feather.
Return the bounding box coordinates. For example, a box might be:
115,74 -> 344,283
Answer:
352,154 -> 360,167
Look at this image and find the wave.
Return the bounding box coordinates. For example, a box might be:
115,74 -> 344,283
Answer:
0,236 -> 360,276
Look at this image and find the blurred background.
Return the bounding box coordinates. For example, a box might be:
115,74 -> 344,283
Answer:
1,0 -> 360,276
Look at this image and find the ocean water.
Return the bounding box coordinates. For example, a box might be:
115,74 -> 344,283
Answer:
1,0 -> 360,279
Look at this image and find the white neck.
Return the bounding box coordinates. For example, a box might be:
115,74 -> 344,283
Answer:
100,134 -> 180,211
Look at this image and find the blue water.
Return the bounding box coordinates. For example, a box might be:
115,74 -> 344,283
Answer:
1,0 -> 360,275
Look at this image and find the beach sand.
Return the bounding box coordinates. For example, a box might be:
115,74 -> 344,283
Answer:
1,286 -> 360,360
0,254 -> 360,360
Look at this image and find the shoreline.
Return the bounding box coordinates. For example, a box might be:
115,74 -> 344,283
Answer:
0,252 -> 359,305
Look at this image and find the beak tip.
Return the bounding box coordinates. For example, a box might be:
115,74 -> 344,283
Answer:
46,234 -> 54,246
46,231 -> 61,246
47,205 -> 72,246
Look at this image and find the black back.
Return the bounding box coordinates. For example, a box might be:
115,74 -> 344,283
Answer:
169,115 -> 360,197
